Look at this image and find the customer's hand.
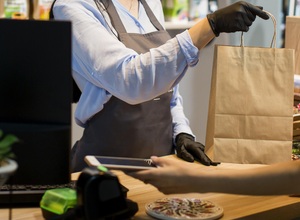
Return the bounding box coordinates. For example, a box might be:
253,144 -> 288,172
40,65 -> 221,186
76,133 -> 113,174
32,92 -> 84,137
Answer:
128,156 -> 208,194
207,1 -> 269,36
175,133 -> 220,166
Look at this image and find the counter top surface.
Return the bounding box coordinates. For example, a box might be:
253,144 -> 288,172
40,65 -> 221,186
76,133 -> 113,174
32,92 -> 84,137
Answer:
1,155 -> 300,220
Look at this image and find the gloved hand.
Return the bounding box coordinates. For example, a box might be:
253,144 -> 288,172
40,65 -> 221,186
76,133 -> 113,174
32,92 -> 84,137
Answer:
207,1 -> 269,36
175,133 -> 220,166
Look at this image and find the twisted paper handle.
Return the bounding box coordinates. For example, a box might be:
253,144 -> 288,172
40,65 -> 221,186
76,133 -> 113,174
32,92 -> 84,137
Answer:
240,10 -> 276,48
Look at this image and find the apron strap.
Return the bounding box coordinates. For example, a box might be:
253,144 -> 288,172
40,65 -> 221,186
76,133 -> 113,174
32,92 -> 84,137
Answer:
100,0 -> 165,37
100,0 -> 127,36
139,0 -> 165,31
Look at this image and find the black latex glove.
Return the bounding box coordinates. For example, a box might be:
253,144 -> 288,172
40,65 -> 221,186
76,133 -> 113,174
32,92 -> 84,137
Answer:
175,133 -> 220,166
207,1 -> 269,36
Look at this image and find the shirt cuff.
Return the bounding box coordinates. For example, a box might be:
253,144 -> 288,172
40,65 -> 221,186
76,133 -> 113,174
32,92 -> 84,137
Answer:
173,125 -> 195,145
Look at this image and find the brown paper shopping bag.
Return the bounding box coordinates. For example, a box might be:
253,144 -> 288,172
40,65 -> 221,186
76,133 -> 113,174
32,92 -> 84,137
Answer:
285,16 -> 300,76
205,12 -> 295,164
285,16 -> 300,100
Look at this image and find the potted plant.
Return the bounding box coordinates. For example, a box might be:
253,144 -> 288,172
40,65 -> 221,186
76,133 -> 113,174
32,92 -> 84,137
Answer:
0,130 -> 19,186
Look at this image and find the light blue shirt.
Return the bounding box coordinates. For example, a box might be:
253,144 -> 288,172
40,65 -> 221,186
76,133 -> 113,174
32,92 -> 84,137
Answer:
53,0 -> 200,140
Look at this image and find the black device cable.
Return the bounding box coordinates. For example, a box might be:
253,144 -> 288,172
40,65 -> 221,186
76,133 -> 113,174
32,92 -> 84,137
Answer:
8,188 -> 12,220
8,176 -> 14,220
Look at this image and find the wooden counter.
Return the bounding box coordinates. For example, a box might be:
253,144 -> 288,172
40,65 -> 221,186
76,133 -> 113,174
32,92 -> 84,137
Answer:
1,156 -> 300,219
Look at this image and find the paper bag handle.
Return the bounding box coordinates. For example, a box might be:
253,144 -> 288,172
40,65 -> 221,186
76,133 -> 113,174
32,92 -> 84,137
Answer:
240,10 -> 276,48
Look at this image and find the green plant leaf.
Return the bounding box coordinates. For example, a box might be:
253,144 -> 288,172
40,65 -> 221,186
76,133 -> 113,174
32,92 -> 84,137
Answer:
0,146 -> 11,155
0,132 -> 19,163
0,152 -> 15,162
0,134 -> 19,149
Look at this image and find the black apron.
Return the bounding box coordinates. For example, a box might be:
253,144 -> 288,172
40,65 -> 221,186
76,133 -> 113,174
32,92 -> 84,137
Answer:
72,0 -> 174,172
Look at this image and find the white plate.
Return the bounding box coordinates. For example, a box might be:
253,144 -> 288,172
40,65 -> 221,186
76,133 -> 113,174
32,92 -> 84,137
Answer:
145,197 -> 224,220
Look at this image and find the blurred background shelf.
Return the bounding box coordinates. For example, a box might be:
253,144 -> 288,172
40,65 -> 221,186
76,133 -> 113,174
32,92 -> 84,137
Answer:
164,21 -> 196,30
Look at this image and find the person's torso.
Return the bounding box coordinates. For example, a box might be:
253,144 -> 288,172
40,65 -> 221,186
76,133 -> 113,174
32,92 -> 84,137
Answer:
70,0 -> 175,171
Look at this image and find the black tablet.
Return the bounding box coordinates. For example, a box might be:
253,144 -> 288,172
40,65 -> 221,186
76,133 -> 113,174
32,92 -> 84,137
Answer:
84,155 -> 156,171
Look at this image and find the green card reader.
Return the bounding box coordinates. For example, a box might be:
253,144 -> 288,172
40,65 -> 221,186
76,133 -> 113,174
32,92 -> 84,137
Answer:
40,165 -> 138,220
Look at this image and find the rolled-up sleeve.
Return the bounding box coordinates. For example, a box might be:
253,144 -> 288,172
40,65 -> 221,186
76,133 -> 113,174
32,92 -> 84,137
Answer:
176,30 -> 199,67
